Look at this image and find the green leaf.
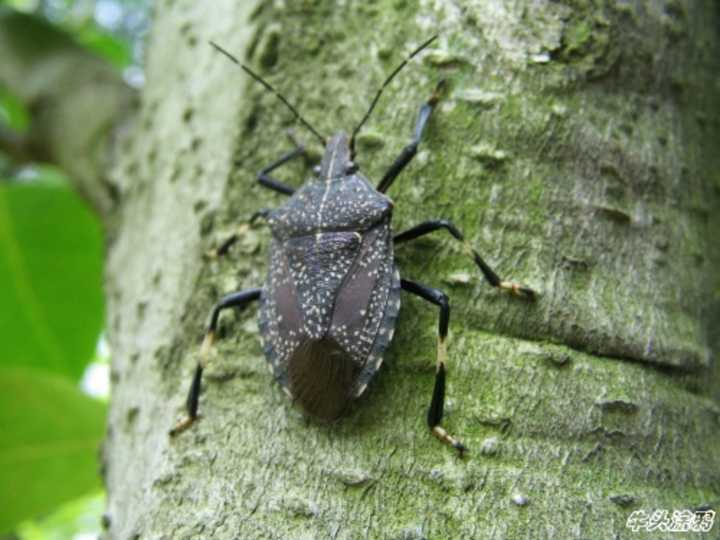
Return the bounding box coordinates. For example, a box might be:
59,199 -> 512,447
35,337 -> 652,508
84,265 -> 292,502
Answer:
0,180 -> 104,381
0,86 -> 30,134
0,367 -> 107,533
17,491 -> 105,540
75,25 -> 132,69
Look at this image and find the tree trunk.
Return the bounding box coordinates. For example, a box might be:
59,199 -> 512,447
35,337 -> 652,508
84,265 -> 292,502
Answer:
12,1 -> 720,538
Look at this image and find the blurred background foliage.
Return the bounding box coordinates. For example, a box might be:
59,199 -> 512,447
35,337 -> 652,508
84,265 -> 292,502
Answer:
0,0 -> 149,537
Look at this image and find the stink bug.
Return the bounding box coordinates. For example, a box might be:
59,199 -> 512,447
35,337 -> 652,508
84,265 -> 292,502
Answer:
170,35 -> 536,454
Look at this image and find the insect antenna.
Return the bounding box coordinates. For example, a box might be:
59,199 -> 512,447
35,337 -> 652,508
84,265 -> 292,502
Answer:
210,41 -> 327,146
349,34 -> 438,157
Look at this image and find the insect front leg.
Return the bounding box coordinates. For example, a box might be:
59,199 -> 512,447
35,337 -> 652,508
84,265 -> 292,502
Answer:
376,80 -> 446,194
256,144 -> 305,196
395,219 -> 537,300
170,287 -> 262,436
400,278 -> 466,455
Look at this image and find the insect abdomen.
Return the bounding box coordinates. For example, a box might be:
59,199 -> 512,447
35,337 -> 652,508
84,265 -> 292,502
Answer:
287,336 -> 359,420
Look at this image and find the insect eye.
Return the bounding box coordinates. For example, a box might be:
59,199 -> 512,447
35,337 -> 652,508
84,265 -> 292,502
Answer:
345,162 -> 358,174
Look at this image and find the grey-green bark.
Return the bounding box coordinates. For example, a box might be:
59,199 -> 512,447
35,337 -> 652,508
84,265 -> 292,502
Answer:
3,1 -> 720,539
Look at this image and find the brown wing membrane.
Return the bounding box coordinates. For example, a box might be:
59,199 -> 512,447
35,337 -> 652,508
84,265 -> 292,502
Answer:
287,337 -> 359,420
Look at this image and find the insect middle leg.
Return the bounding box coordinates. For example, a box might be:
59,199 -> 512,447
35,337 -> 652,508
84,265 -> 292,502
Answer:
210,209 -> 272,258
395,220 -> 536,300
170,287 -> 262,436
376,80 -> 446,194
400,278 -> 466,455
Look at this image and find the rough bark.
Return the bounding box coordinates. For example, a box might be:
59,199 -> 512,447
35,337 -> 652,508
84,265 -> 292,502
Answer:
4,1 -> 720,538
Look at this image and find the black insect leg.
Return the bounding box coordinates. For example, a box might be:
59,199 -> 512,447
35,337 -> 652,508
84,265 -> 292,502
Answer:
208,209 -> 272,258
400,278 -> 466,455
395,220 -> 536,300
170,287 -> 262,436
376,80 -> 446,194
256,145 -> 305,196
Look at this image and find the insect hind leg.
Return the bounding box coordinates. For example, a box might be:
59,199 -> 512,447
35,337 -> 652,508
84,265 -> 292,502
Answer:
400,278 -> 466,455
170,287 -> 262,436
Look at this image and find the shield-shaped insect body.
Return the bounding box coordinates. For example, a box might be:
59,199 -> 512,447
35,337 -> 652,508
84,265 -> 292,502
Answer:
170,36 -> 537,455
258,133 -> 401,420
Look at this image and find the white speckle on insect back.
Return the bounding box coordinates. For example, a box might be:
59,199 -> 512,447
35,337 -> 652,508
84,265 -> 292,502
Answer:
257,154 -> 400,400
